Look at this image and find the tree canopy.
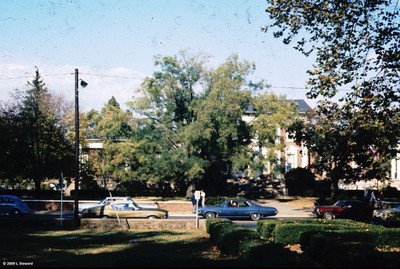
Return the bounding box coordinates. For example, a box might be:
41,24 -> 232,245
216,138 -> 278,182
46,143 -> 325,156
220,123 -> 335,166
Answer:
0,68 -> 75,190
264,0 -> 400,196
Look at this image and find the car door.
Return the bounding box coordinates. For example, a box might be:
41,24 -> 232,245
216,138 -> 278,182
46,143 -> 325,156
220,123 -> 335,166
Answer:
340,201 -> 359,219
0,197 -> 14,215
0,197 -> 10,214
219,200 -> 238,218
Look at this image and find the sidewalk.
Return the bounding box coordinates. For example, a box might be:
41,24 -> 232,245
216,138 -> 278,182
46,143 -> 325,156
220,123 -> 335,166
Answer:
257,199 -> 314,218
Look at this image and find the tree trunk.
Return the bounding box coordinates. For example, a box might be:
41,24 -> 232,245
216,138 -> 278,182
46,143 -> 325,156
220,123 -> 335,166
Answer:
34,177 -> 41,191
330,177 -> 339,200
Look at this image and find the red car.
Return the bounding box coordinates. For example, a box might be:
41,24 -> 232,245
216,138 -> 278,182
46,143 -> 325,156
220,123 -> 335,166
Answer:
311,200 -> 373,220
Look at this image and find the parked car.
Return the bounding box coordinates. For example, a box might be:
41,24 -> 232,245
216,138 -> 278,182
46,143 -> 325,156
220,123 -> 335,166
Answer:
81,200 -> 168,219
372,203 -> 400,225
0,194 -> 33,217
311,199 -> 373,220
197,199 -> 278,221
78,196 -> 159,213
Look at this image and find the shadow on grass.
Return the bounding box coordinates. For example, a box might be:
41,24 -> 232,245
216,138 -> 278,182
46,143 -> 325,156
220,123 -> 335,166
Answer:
0,226 -> 244,268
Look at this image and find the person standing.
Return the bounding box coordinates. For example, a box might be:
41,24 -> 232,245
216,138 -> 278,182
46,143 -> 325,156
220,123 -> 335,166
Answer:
200,189 -> 206,207
377,191 -> 384,209
191,190 -> 197,214
369,190 -> 376,207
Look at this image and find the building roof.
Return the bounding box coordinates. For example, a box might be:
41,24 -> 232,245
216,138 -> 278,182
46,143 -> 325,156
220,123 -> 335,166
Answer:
244,99 -> 312,115
292,99 -> 312,113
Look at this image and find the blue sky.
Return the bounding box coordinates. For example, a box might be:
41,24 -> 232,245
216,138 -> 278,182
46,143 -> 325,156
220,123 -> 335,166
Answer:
0,0 -> 320,111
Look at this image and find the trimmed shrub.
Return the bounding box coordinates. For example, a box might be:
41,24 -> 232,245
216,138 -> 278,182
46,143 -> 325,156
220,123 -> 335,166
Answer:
206,218 -> 232,243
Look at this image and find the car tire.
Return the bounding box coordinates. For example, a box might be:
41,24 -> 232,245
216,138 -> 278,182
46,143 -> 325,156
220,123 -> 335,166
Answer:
11,208 -> 21,217
250,213 -> 261,221
323,212 -> 334,219
147,215 -> 157,219
205,212 -> 216,219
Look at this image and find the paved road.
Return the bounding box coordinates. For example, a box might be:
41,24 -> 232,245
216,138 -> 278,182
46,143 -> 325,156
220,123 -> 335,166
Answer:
1,199 -> 314,230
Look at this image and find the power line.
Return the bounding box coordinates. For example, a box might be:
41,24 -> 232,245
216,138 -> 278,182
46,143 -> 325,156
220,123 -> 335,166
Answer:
0,72 -> 146,81
271,86 -> 352,91
0,73 -> 72,80
82,73 -> 146,80
0,73 -> 352,91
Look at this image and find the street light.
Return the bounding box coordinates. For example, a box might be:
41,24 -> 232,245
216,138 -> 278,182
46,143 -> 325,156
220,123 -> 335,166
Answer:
74,68 -> 88,228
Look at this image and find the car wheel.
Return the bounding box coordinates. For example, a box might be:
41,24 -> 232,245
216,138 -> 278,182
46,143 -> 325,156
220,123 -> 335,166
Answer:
323,212 -> 334,219
102,215 -> 109,219
250,213 -> 261,221
205,212 -> 216,219
11,208 -> 21,217
147,215 -> 157,219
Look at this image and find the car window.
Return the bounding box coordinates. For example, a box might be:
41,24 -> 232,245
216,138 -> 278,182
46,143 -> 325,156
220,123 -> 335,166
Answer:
238,201 -> 249,207
335,201 -> 345,207
2,198 -> 15,204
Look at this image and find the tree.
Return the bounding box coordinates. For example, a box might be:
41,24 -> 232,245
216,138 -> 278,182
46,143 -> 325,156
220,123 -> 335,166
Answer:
185,54 -> 255,193
251,93 -> 299,177
128,50 -> 210,194
129,52 -> 297,195
0,68 -> 75,190
264,0 -> 400,197
84,97 -> 136,188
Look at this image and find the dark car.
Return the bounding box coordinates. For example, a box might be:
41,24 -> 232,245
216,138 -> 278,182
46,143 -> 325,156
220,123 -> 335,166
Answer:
197,199 -> 278,221
312,199 -> 373,220
0,195 -> 33,217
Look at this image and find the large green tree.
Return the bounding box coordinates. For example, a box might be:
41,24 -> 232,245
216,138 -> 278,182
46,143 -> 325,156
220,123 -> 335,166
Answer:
128,51 -> 210,194
0,68 -> 75,190
264,0 -> 400,197
129,52 -> 298,195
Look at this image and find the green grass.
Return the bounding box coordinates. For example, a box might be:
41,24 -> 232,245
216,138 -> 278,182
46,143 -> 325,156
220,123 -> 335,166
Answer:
1,227 -> 242,268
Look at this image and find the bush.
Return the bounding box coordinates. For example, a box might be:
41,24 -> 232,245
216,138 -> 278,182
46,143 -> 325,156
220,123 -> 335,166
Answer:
207,217 -> 400,267
284,168 -> 315,196
257,219 -> 376,244
206,218 -> 261,256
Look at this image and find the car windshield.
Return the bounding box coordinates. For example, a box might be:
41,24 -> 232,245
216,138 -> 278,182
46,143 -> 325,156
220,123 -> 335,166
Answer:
99,197 -> 132,205
333,201 -> 345,207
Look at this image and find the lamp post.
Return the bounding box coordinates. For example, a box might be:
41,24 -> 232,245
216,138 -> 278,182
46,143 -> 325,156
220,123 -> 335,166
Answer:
74,68 -> 87,227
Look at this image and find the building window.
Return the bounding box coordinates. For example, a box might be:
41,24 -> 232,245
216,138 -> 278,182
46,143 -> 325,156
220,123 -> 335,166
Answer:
285,147 -> 298,172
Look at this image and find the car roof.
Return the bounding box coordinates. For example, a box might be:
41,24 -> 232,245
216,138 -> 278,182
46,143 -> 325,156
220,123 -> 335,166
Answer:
342,200 -> 367,203
0,194 -> 20,199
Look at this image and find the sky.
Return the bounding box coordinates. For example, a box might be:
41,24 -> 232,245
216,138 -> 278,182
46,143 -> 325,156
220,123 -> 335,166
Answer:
0,0 -> 321,112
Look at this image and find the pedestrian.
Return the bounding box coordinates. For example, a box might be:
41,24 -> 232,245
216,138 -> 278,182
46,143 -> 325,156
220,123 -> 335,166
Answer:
369,190 -> 376,207
377,191 -> 384,209
200,189 -> 206,207
363,187 -> 369,200
191,190 -> 197,214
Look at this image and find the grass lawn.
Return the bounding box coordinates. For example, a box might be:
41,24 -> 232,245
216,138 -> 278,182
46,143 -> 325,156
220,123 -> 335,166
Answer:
1,227 -> 240,268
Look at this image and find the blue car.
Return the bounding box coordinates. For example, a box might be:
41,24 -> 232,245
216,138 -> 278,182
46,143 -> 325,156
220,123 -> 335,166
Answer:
197,199 -> 278,221
0,195 -> 33,217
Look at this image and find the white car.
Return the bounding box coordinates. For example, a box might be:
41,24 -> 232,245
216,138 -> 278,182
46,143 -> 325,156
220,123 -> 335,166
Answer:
372,204 -> 400,225
78,196 -> 159,213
